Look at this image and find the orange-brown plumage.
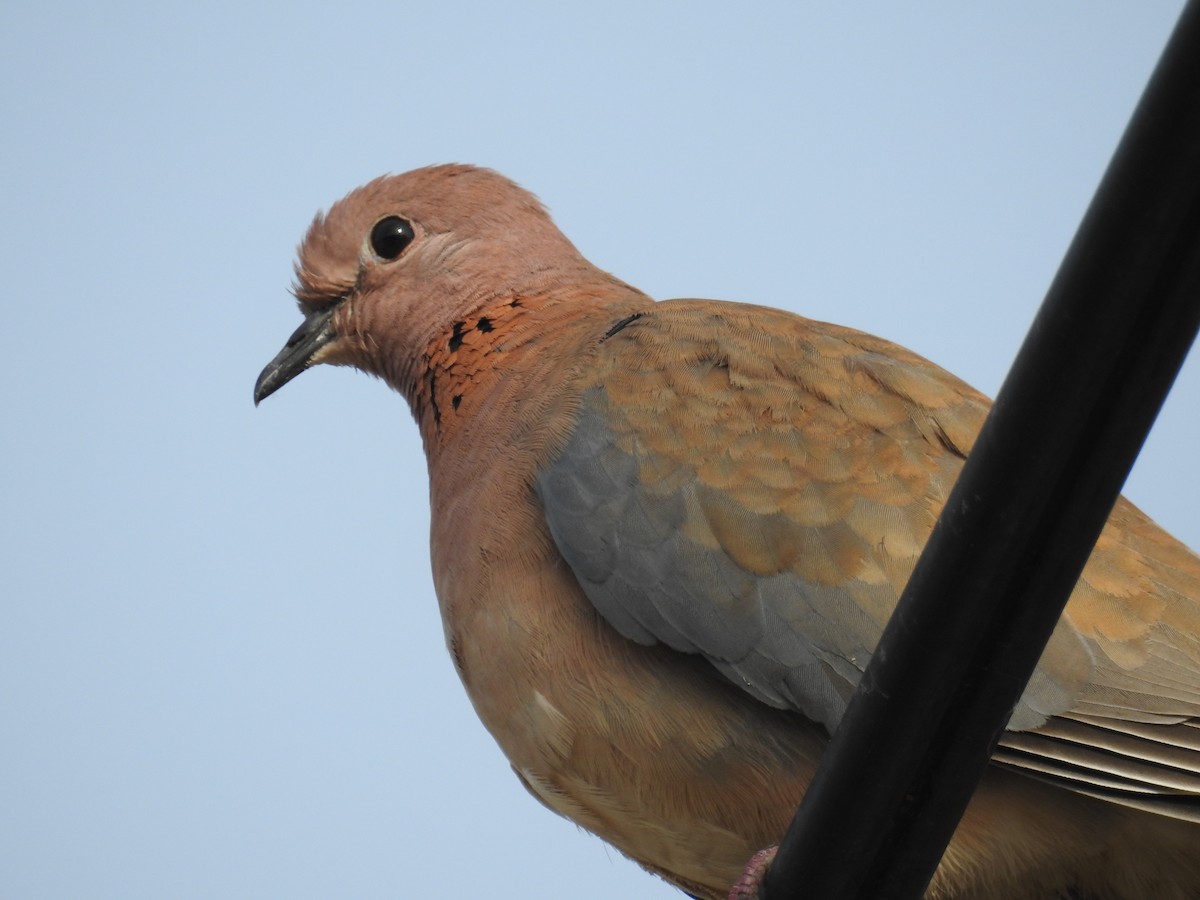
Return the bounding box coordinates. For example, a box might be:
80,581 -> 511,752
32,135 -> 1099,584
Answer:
256,164 -> 1200,898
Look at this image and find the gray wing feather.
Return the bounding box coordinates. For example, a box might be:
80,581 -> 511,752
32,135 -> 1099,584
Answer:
538,394 -> 891,729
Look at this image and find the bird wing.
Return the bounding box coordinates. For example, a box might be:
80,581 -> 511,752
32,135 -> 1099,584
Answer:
536,298 -> 1200,819
992,497 -> 1200,819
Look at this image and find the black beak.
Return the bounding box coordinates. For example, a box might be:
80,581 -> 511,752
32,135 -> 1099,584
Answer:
254,305 -> 339,405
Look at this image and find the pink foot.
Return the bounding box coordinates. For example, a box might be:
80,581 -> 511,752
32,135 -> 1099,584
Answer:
728,846 -> 778,899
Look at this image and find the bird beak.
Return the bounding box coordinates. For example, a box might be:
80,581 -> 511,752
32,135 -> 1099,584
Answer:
254,304 -> 339,405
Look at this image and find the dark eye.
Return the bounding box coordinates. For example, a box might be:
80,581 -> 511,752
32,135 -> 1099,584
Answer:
369,216 -> 415,260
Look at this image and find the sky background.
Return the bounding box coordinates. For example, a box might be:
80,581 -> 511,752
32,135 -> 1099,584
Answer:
3,3 -> 1197,898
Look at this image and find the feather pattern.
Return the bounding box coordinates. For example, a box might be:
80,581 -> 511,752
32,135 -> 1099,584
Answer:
538,298 -> 1200,822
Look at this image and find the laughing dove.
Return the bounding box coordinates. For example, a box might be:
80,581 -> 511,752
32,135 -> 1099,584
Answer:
255,164 -> 1200,899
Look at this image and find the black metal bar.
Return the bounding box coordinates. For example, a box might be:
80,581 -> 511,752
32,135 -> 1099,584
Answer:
762,3 -> 1200,898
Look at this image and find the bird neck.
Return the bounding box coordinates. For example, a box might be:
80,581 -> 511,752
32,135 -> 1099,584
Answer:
406,280 -> 651,463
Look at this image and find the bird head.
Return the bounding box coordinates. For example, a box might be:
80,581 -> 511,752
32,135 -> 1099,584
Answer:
253,164 -> 589,406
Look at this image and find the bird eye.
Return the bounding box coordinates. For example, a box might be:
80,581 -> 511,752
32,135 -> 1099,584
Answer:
369,216 -> 415,261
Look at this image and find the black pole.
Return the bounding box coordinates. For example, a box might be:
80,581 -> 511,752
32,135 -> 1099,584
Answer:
762,3 -> 1200,898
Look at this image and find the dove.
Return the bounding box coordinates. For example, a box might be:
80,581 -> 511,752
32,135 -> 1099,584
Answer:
255,164 -> 1200,899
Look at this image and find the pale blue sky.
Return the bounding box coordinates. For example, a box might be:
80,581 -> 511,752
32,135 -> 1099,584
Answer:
2,3 -> 1196,898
